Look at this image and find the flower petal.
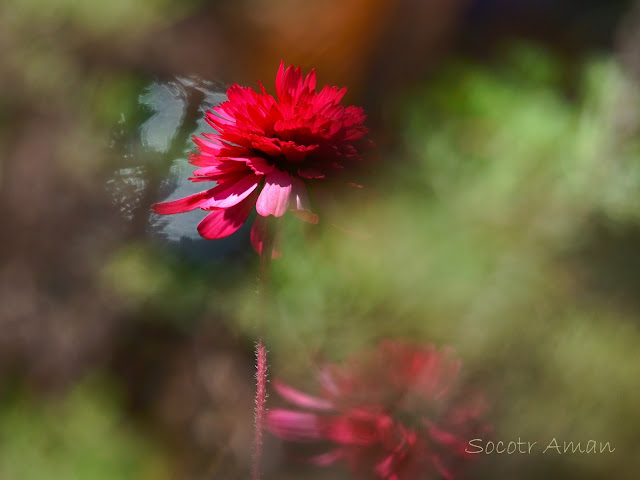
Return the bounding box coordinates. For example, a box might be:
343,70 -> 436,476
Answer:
192,135 -> 224,156
374,454 -> 397,479
317,366 -> 343,397
276,61 -> 304,103
267,409 -> 324,442
308,449 -> 343,466
289,177 -> 318,224
256,170 -> 292,217
275,60 -> 286,101
192,162 -> 248,178
280,141 -> 308,163
424,422 -> 470,456
303,69 -> 317,93
246,156 -> 275,175
196,190 -> 258,239
250,215 -> 281,258
152,190 -> 210,214
252,139 -> 281,157
321,416 -> 379,446
274,380 -> 334,411
433,455 -> 454,480
200,174 -> 261,209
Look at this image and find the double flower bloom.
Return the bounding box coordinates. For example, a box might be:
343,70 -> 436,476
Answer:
153,62 -> 487,480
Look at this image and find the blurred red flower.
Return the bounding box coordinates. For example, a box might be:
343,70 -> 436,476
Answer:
267,341 -> 488,480
152,61 -> 369,255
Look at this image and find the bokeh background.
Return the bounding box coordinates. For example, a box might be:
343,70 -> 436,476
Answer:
1,0 -> 640,479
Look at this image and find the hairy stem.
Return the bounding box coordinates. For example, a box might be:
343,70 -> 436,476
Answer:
252,217 -> 278,480
252,340 -> 268,480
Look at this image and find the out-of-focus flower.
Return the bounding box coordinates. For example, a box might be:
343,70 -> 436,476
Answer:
267,341 -> 488,480
152,61 -> 369,255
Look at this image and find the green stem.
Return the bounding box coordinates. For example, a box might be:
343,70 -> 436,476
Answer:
258,218 -> 276,300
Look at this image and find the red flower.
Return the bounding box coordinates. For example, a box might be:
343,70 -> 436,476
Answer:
267,341 -> 488,480
152,61 -> 369,255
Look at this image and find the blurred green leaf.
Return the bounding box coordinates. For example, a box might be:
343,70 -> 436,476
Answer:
0,379 -> 170,480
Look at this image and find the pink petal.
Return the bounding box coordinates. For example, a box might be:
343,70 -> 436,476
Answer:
317,366 -> 342,397
196,190 -> 258,239
190,166 -> 251,183
433,455 -> 454,480
246,156 -> 275,175
256,170 -> 292,217
287,66 -> 304,98
289,177 -> 318,224
425,423 -> 459,446
280,143 -> 305,163
189,176 -> 226,183
200,174 -> 261,209
315,85 -> 347,107
321,416 -> 378,446
188,152 -> 217,167
152,190 -> 210,214
250,215 -> 281,258
267,409 -> 324,442
424,422 -> 469,456
192,135 -> 224,156
280,141 -> 309,163
303,69 -> 317,92
276,62 -> 304,103
208,106 -> 235,125
258,79 -> 268,95
274,380 -> 334,411
192,162 -> 248,178
374,454 -> 396,478
252,139 -> 281,157
275,60 -> 286,101
226,84 -> 258,104
308,449 -> 343,466
205,109 -> 235,130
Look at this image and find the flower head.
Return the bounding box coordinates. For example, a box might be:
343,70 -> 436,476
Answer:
267,341 -> 488,480
152,61 -> 369,255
